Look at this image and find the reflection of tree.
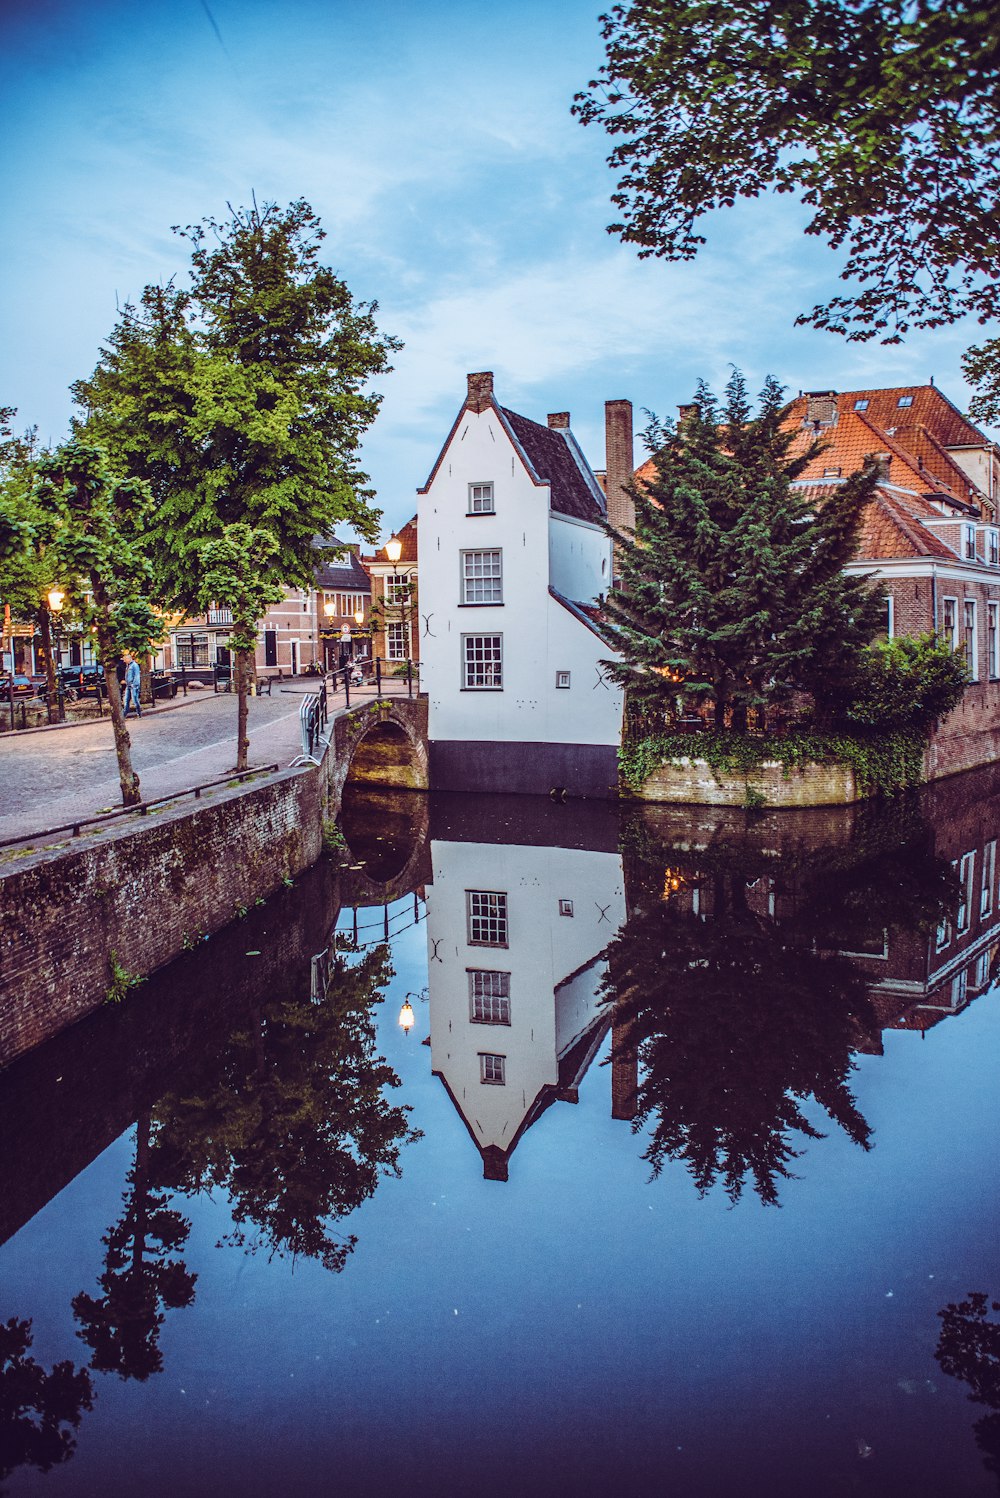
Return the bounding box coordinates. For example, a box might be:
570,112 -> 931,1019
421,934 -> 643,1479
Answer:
0,1317 -> 93,1482
608,806 -> 954,1205
606,884 -> 874,1205
72,1111 -> 196,1382
936,1292 -> 1000,1487
151,946 -> 419,1271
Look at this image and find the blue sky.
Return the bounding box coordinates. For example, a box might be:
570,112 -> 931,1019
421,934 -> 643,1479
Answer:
1,0 -> 992,539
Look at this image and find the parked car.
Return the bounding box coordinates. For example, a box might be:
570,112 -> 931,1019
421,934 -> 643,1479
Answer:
0,674 -> 39,697
58,664 -> 105,699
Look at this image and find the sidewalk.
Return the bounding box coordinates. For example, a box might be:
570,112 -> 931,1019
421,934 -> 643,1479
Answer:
0,677 -> 419,849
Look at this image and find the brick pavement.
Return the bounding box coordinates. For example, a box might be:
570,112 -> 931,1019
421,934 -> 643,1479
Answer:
0,677 -> 418,846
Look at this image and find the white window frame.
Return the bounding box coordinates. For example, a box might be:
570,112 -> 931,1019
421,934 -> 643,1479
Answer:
555,670 -> 571,689
386,620 -> 409,661
897,394 -> 913,407
468,482 -> 495,515
385,576 -> 410,607
462,633 -> 503,690
964,599 -> 979,680
989,602 -> 999,678
957,852 -> 975,934
989,529 -> 999,566
479,1053 -> 506,1086
469,969 -> 511,1025
965,524 -> 978,561
942,597 -> 959,652
467,890 -> 509,947
981,841 -> 996,918
460,549 -> 503,605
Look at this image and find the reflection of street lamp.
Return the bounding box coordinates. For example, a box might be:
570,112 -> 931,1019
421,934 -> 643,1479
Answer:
398,997 -> 415,1035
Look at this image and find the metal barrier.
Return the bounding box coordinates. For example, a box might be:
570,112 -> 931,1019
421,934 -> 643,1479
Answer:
297,681 -> 329,763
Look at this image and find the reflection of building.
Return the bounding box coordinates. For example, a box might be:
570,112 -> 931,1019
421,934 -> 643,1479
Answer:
425,833 -> 625,1179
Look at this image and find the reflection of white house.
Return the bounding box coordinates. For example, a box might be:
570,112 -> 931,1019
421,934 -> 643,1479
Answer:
416,372 -> 631,798
426,837 -> 626,1179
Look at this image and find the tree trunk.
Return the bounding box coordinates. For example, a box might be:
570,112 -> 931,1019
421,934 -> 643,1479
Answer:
140,654 -> 153,706
92,599 -> 141,806
235,645 -> 251,771
38,605 -> 60,724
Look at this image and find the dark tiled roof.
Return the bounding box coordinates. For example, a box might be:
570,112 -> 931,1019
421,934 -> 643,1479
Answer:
314,548 -> 371,592
794,482 -> 958,561
501,408 -> 605,524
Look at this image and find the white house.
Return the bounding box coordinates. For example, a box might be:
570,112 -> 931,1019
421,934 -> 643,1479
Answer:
424,829 -> 627,1180
416,371 -> 632,797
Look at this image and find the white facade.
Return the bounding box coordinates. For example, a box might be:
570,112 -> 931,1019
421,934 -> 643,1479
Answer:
416,373 -> 625,796
425,835 -> 626,1178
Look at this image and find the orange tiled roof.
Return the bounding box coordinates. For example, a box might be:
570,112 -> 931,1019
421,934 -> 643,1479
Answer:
368,515 -> 418,566
794,482 -> 957,561
831,386 -> 986,449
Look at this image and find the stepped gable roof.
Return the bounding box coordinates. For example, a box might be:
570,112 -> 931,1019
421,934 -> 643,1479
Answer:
313,542 -> 372,593
368,515 -> 418,566
794,482 -> 957,562
500,407 -> 605,524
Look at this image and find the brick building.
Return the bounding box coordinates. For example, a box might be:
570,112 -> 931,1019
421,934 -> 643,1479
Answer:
363,517 -> 419,667
782,385 -> 1000,778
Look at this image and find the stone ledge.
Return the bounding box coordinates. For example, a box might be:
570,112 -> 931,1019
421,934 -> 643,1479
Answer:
631,757 -> 859,807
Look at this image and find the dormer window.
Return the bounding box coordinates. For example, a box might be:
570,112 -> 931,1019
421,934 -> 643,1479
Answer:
964,523 -> 977,560
990,530 -> 999,566
853,399 -> 869,411
468,482 -> 494,515
822,466 -> 842,478
897,395 -> 913,407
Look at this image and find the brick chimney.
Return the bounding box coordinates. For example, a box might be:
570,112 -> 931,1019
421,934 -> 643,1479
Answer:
677,402 -> 698,427
610,1011 -> 638,1122
466,371 -> 494,414
605,398 -> 634,582
805,390 -> 838,428
547,411 -> 570,429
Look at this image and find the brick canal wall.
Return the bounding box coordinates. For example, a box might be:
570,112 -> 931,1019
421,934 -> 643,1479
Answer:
0,767 -> 323,1066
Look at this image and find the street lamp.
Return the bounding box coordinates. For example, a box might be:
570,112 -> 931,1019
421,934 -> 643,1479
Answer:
45,588 -> 66,722
398,997 -> 415,1035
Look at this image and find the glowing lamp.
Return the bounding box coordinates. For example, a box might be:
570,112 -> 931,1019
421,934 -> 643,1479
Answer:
323,598 -> 336,617
47,588 -> 65,613
385,536 -> 402,564
398,999 -> 415,1034
354,608 -> 365,626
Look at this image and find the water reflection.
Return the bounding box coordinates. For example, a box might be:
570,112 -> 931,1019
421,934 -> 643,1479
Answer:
937,1293 -> 1000,1489
0,1320 -> 92,1483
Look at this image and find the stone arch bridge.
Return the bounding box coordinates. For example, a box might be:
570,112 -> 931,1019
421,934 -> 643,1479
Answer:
325,695 -> 429,816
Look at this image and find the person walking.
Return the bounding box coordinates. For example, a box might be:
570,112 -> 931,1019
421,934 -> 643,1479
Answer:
122,652 -> 142,719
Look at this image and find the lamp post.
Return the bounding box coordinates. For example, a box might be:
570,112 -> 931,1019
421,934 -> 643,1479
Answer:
398,996 -> 415,1035
323,597 -> 336,673
45,587 -> 65,722
382,535 -> 414,693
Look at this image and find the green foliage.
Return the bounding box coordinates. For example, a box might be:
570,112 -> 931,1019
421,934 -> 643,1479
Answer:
321,818 -> 347,853
963,338 -> 1000,427
196,523 -> 284,655
619,728 -> 926,797
74,198 -> 399,611
936,1292 -> 1000,1481
840,634 -> 969,733
105,952 -> 143,1005
574,0 -> 1000,343
603,371 -> 882,726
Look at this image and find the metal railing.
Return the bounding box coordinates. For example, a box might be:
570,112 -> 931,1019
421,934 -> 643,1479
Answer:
327,657 -> 419,708
298,680 -> 329,762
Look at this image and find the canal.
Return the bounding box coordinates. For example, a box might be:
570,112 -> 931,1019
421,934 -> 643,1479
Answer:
3,771 -> 1000,1496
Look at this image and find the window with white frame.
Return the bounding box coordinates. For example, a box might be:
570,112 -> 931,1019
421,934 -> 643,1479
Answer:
463,633 -> 502,689
981,841 -> 996,917
461,549 -> 503,605
965,524 -> 978,561
942,598 -> 958,651
964,599 -> 978,679
386,621 -> 409,660
975,951 -> 991,988
467,890 -> 508,946
176,632 -> 210,667
989,603 -> 999,678
469,970 -> 511,1024
878,594 -> 894,639
468,482 -> 495,515
385,576 -> 410,606
957,852 -> 975,933
479,1053 -> 506,1085
897,394 -> 913,407
990,530 -> 999,566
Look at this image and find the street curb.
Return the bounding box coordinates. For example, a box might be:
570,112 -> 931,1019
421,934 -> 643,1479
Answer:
0,690 -> 209,740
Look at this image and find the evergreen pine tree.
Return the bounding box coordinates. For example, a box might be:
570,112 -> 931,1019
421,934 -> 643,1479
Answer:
603,371 -> 883,730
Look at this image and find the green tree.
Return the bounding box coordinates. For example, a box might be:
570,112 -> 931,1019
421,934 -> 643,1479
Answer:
34,440 -> 164,805
197,524 -> 284,770
0,1317 -> 94,1482
74,197 -> 399,749
839,633 -> 969,733
936,1292 -> 1000,1485
603,371 -> 882,728
574,1 -> 1000,344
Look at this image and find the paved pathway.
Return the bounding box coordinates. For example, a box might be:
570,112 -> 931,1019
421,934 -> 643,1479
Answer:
0,677 -> 419,846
